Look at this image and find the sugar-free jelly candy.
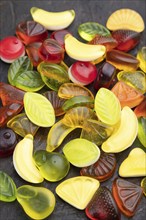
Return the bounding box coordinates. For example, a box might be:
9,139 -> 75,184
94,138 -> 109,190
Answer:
43,91 -> 65,116
37,62 -> 70,91
63,138 -> 100,167
16,20 -> 48,45
33,150 -> 70,182
102,106 -> 138,153
106,8 -> 145,32
112,29 -> 141,52
117,70 -> 146,94
62,95 -> 94,111
134,97 -> 146,118
141,177 -> 146,196
0,82 -> 25,106
85,186 -> 120,220
24,92 -> 55,127
78,22 -> 111,41
0,103 -> 23,127
58,82 -> 94,99
0,128 -> 17,157
80,151 -> 116,182
0,171 -> 17,202
0,36 -> 25,63
137,117 -> 146,148
137,47 -> 146,73
94,88 -> 121,126
106,49 -> 139,71
94,62 -> 116,90
89,35 -> 118,51
112,178 -> 143,217
50,29 -> 70,48
16,185 -> 55,219
26,42 -> 42,67
68,61 -> 97,85
7,113 -> 39,137
56,176 -> 100,210
119,148 -> 146,177
38,39 -> 65,63
111,81 -> 144,108
46,119 -> 75,152
13,134 -> 44,183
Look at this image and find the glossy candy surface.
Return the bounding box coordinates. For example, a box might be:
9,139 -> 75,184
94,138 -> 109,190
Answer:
137,117 -> 146,148
94,62 -> 116,90
38,39 -> 65,63
85,186 -> 121,220
141,177 -> 146,196
16,20 -> 48,45
112,29 -> 141,52
80,151 -> 116,182
16,185 -> 55,219
68,61 -> 97,85
26,42 -> 42,67
113,178 -> 143,217
33,150 -> 70,182
137,47 -> 146,72
0,128 -> 18,157
50,29 -> 70,48
0,36 -> 25,63
106,49 -> 139,71
134,97 -> 146,118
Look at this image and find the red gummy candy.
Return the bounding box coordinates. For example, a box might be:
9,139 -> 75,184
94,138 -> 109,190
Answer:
112,178 -> 143,217
134,97 -> 146,118
80,151 -> 116,182
26,42 -> 42,67
85,186 -> 121,220
50,29 -> 70,48
112,29 -> 141,52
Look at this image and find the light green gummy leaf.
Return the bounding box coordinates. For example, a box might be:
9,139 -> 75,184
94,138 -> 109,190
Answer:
94,88 -> 121,125
0,171 -> 17,202
138,117 -> 146,148
78,22 -> 111,41
63,138 -> 100,167
24,92 -> 55,127
8,56 -> 33,86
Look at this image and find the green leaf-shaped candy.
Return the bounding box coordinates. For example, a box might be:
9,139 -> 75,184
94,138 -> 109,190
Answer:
138,117 -> 146,148
0,171 -> 16,202
94,88 -> 121,125
78,22 -> 111,41
24,92 -> 55,127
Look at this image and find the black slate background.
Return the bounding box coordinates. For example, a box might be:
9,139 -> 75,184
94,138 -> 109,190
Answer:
0,0 -> 146,220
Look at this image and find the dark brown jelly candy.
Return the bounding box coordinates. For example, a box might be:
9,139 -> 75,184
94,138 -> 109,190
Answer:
85,186 -> 121,220
94,62 -> 116,90
112,178 -> 143,217
112,29 -> 141,52
16,21 -> 48,45
0,127 -> 18,157
80,151 -> 116,182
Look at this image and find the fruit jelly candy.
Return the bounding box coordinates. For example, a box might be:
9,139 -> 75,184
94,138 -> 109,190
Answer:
137,117 -> 146,148
94,62 -> 116,90
26,42 -> 42,67
111,81 -> 144,108
85,186 -> 121,220
106,49 -> 139,71
0,82 -> 25,106
16,20 -> 48,45
0,103 -> 23,127
112,178 -> 143,217
89,34 -> 118,51
38,38 -> 65,63
141,177 -> 146,196
134,96 -> 146,118
112,29 -> 141,52
0,36 -> 25,63
50,29 -> 71,48
80,151 -> 116,182
0,127 -> 18,157
137,46 -> 146,73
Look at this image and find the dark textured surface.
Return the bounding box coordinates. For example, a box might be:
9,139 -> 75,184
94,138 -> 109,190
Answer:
0,0 -> 146,220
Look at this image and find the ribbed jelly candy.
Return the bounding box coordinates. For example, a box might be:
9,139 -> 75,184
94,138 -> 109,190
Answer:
137,47 -> 146,72
26,42 -> 42,67
113,178 -> 143,217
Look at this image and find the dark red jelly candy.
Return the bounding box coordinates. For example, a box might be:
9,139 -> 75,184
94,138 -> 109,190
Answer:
134,96 -> 146,118
85,186 -> 121,220
0,82 -> 25,106
112,29 -> 141,52
0,127 -> 18,157
112,178 -> 143,217
50,29 -> 70,48
16,21 -> 48,45
80,152 -> 116,182
26,42 -> 42,67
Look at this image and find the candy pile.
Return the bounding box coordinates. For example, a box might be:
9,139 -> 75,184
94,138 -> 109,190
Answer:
0,7 -> 146,220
